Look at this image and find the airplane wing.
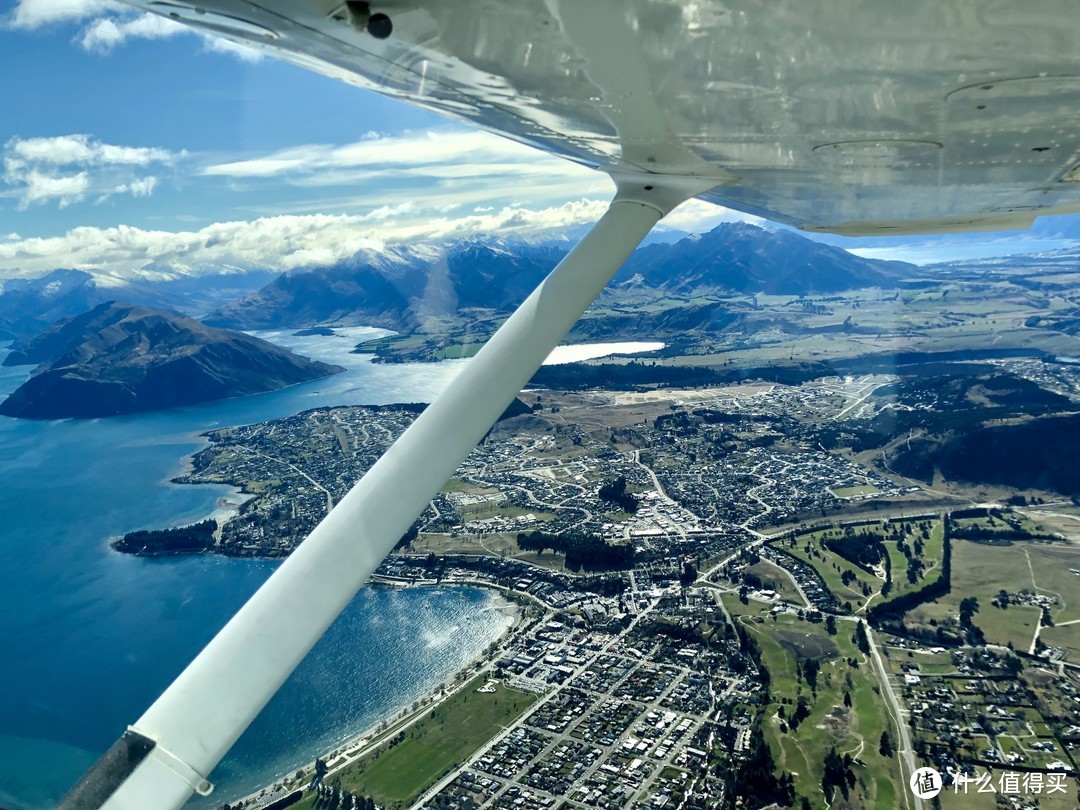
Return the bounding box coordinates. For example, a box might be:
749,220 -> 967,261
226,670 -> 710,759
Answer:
119,0 -> 1080,234
61,3 -> 1080,807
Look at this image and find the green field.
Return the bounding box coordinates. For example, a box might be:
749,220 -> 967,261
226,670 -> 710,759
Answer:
405,531 -> 573,572
776,519 -> 946,616
723,596 -> 902,810
776,527 -> 884,611
456,501 -> 554,522
878,519 -> 945,603
441,477 -> 496,494
831,484 -> 881,498
1039,622 -> 1080,660
293,675 -> 538,809
952,511 -> 1052,538
905,539 -> 1080,652
433,342 -> 485,360
744,559 -> 808,606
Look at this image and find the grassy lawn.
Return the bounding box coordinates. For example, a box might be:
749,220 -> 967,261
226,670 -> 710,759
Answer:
776,519 -> 945,616
832,484 -> 881,498
975,605 -> 1042,651
722,596 -> 902,809
775,531 -> 879,611
953,512 -> 1050,538
883,541 -> 920,600
1039,623 -> 1080,660
879,518 -> 944,600
433,342 -> 485,360
884,649 -> 955,676
941,787 -> 1080,809
1021,543 -> 1080,623
905,539 -> 1080,651
294,675 -> 537,810
405,532 -> 571,572
921,519 -> 945,575
457,503 -> 555,522
440,477 -> 498,494
745,559 -> 808,606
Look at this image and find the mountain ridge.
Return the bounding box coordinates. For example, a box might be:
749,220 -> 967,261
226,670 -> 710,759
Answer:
205,222 -> 914,333
0,302 -> 343,420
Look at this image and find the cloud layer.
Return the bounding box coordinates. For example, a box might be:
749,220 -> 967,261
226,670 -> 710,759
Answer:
2,134 -> 181,209
204,130 -> 586,182
0,199 -> 620,281
0,128 -> 748,282
5,0 -> 261,60
201,129 -> 608,212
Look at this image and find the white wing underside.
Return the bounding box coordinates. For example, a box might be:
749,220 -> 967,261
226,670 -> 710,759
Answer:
125,0 -> 1080,234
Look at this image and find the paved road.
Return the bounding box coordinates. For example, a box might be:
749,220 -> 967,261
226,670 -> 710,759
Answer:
409,598 -> 661,809
865,624 -> 922,810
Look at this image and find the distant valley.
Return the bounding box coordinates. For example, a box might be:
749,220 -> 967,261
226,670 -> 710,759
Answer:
0,267 -> 279,342
203,223 -> 917,363
3,221 -> 1079,485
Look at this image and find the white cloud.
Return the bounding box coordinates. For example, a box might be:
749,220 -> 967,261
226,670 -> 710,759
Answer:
202,131 -> 593,186
115,176 -> 158,197
77,11 -> 184,52
0,200 -> 620,280
19,170 -> 90,208
0,195 -> 748,284
361,202 -> 414,221
5,0 -> 119,29
3,134 -> 178,209
663,198 -> 763,232
197,129 -> 616,222
5,134 -> 173,171
5,0 -> 261,61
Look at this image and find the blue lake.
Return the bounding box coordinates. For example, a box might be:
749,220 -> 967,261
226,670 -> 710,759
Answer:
0,329 -> 515,809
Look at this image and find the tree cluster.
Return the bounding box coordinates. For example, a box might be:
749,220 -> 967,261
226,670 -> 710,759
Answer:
597,476 -> 639,514
726,722 -> 795,808
822,746 -> 857,802
114,519 -> 217,555
823,530 -> 883,571
854,620 -> 871,655
516,530 -> 634,571
310,782 -> 376,809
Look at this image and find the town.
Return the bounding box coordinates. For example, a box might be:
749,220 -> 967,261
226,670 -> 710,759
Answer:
148,364 -> 1080,810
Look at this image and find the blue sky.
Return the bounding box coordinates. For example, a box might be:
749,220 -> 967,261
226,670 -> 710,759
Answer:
2,0 -> 720,281
1,0 -> 1078,283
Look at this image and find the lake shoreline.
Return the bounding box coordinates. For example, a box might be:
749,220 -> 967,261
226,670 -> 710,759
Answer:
222,583 -> 523,809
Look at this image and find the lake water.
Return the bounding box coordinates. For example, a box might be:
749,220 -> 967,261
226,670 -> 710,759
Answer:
0,330 -> 660,808
544,341 -> 665,365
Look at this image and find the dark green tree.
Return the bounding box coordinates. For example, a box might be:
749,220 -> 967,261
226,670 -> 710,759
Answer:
879,729 -> 894,757
854,620 -> 870,654
958,596 -> 979,626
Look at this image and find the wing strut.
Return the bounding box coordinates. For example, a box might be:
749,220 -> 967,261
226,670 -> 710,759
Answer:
61,176 -> 706,810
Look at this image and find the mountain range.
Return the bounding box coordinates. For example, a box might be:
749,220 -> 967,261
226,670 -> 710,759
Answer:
0,270 -> 108,341
203,240 -> 570,332
614,222 -> 911,294
0,268 -> 279,342
0,302 -> 342,419
203,223 -> 914,334
0,221 -> 921,413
